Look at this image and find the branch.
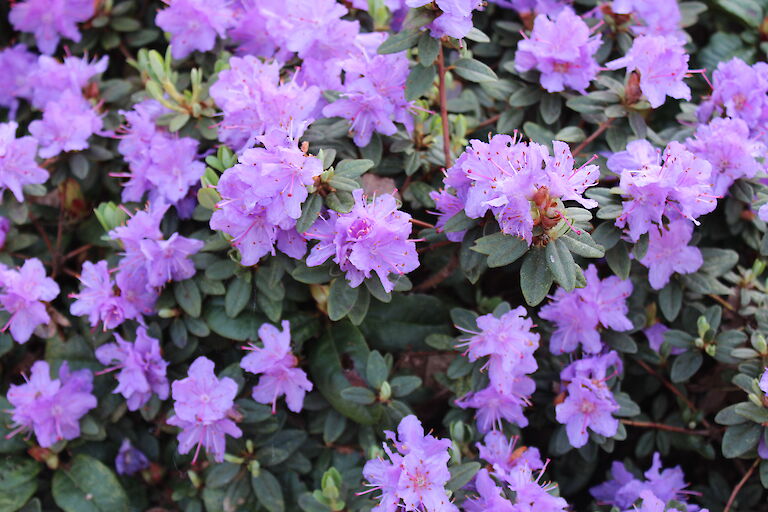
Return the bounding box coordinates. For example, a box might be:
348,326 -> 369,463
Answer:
620,420 -> 709,436
414,251 -> 459,292
724,459 -> 759,512
437,44 -> 452,169
572,118 -> 614,157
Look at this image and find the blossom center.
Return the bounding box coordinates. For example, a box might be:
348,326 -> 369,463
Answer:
348,218 -> 372,240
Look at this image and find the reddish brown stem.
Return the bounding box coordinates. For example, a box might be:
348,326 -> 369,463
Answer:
620,420 -> 709,436
572,118 -> 614,157
410,218 -> 436,229
414,251 -> 459,292
475,113 -> 501,130
724,459 -> 759,512
437,44 -> 452,169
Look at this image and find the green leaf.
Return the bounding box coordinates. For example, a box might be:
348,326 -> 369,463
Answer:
0,457 -> 40,493
460,229 -> 487,284
348,289 -> 371,326
520,248 -> 554,306
255,430 -> 308,466
604,331 -> 638,354
540,93 -> 562,125
366,351 -> 389,389
509,86 -> 542,107
251,470 -> 285,512
69,153 -> 90,179
340,387 -> 376,405
722,423 -> 761,458
333,159 -> 374,179
453,58 -> 498,83
0,478 -> 36,512
613,392 -> 641,417
323,412 -> 347,444
606,241 -> 631,280
658,281 -> 682,321
560,230 -> 605,258
169,113 -> 190,132
205,306 -> 267,341
225,278 -> 252,318
670,351 -> 703,383
174,280 -> 202,317
309,322 -> 377,424
417,33 -> 440,65
206,463 -> 240,489
328,278 -> 360,321
443,210 -> 476,232
110,16 -> 141,31
715,404 -> 748,426
52,455 -> 129,512
717,0 -> 762,27
446,463 -> 481,492
472,232 -> 528,268
360,294 -> 451,351
545,239 -> 576,291
206,260 -> 238,280
406,64 -> 436,101
197,187 -> 221,210
291,262 -> 332,284
378,29 -> 420,54
296,194 -> 323,234
699,248 -> 739,276
325,191 -> 355,213
681,273 -> 731,295
390,375 -> 422,397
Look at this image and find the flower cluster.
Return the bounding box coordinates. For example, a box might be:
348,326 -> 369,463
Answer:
155,0 -> 236,59
240,321 -> 312,413
515,9 -> 601,93
466,466 -> 569,511
406,0 -> 483,40
0,259 -> 59,344
362,415 -> 457,511
610,0 -> 684,40
540,264 -> 633,354
168,357 -> 242,463
0,122 -> 48,203
434,135 -> 599,244
698,57 -> 768,132
211,133 -> 322,265
95,327 -> 169,411
7,361 -> 96,447
455,307 -> 540,431
556,351 -> 622,447
306,189 -> 419,293
116,99 -> 205,208
9,0 -> 94,54
477,430 -> 544,479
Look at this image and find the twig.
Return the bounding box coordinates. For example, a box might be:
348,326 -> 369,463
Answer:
414,251 -> 459,292
708,293 -> 735,311
572,118 -> 614,157
620,420 -> 709,436
475,113 -> 501,130
724,459 -> 760,512
437,44 -> 452,169
634,357 -> 713,430
410,218 -> 436,229
417,240 -> 453,254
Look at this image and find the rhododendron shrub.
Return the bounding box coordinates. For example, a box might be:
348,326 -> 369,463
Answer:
3,0 -> 768,511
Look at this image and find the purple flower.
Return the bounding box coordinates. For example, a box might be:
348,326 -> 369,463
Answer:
95,327 -> 169,411
639,220 -> 703,290
0,122 -> 48,203
476,431 -> 543,477
515,8 -> 602,93
139,234 -> 204,287
609,140 -> 716,242
607,35 -> 691,108
504,464 -> 570,511
210,57 -> 321,149
540,264 -> 633,354
70,260 -> 135,329
456,376 -> 535,431
0,259 -> 60,344
429,0 -> 483,40
168,356 -> 242,463
156,0 -> 236,59
241,321 -> 313,413
115,439 -> 150,476
306,189 -> 419,292
698,58 -> 768,129
0,217 -> 9,250
611,0 -> 684,40
29,55 -> 108,109
7,361 -> 97,448
0,45 -> 37,113
362,415 -> 458,512
9,0 -> 94,54
636,491 -> 666,512
491,0 -> 569,15
685,117 -> 765,196
29,91 -> 103,158
429,189 -> 467,242
555,376 -> 620,448
591,452 -> 696,511
464,469 -> 515,512
760,368 -> 768,394
323,53 -> 413,147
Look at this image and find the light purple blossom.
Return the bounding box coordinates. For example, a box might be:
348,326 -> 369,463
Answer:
0,217 -> 10,250
29,91 -> 103,158
476,431 -> 544,477
7,361 -> 96,448
504,464 -> 570,511
611,0 -> 684,40
95,327 -> 169,411
115,439 -> 150,476
515,8 -> 601,93
456,375 -> 535,431
139,234 -> 204,287
464,469 -> 516,512
323,53 -> 414,147
155,0 -> 236,59
362,415 -> 458,512
0,122 -> 48,203
210,57 -> 321,149
697,58 -> 768,129
29,55 -> 108,109
0,258 -> 60,344
685,117 -> 765,197
241,321 -> 313,413
540,264 -> 633,354
591,452 -> 698,511
9,0 -> 94,54
168,356 -> 242,463
555,376 -> 620,448
305,189 -> 419,293
429,189 -> 467,242
639,220 -> 703,290
606,35 -> 691,109
644,323 -> 681,355
491,0 -> 569,15
0,45 -> 37,113
70,260 -> 136,329
760,368 -> 768,394
609,140 -> 716,242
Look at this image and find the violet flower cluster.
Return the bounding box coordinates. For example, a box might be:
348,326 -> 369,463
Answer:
168,357 -> 242,463
0,259 -> 60,344
0,122 -> 48,203
305,189 -> 419,293
455,307 -> 540,432
466,465 -> 569,511
362,415 -> 457,511
240,321 -> 313,413
9,0 -> 94,55
433,135 -> 599,244
7,361 -> 96,448
406,0 -> 483,40
540,264 -> 633,354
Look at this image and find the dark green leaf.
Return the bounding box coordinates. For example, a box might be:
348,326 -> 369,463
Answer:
296,194 -> 323,234
540,93 -> 562,125
722,423 -> 761,458
291,262 -> 332,284
334,159 -> 374,178
225,278 -> 252,318
255,430 -> 308,466
658,281 -> 683,322
390,375 -> 422,397
251,470 -> 285,512
340,387 -> 376,405
406,64 -> 436,101
366,351 -> 389,389
545,239 -> 576,291
174,280 -> 202,317
446,463 -> 481,492
378,29 -> 420,54
205,306 -> 266,342
453,58 -> 498,83
472,232 -> 528,268
52,455 -> 128,512
417,33 -> 440,65
606,241 -> 631,280
561,230 -> 605,258
670,351 -> 703,383
520,249 -> 554,306
328,278 -> 360,321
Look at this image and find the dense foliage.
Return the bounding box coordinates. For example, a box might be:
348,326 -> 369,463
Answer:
2,0 -> 768,511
